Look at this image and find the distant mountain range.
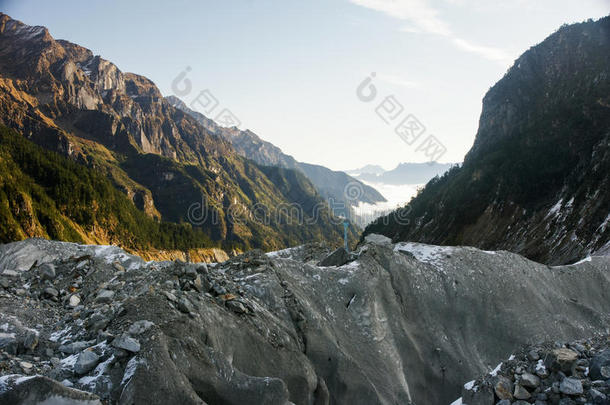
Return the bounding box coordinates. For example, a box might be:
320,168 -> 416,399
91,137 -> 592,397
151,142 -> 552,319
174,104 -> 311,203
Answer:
347,162 -> 456,185
364,16 -> 610,265
166,96 -> 386,214
0,13 -> 356,253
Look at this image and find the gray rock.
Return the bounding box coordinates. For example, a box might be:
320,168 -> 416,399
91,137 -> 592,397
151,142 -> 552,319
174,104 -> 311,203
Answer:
163,290 -> 177,302
197,263 -> 208,274
42,287 -> 58,299
68,294 -> 81,307
514,384 -> 531,400
39,263 -> 56,280
87,313 -> 109,332
128,320 -> 154,335
177,297 -> 194,314
494,375 -> 513,400
549,348 -> 579,373
1,269 -> 19,277
317,247 -> 348,267
590,389 -> 607,402
528,350 -> 540,361
0,374 -> 101,404
23,330 -> 39,351
1,236 -> 610,405
226,300 -> 248,314
570,343 -> 586,353
496,400 -> 511,405
520,372 -> 541,388
184,266 -> 198,280
210,283 -> 226,296
112,335 -> 140,352
559,378 -> 583,395
58,340 -> 94,354
96,289 -> 115,303
74,349 -> 100,374
590,350 -> 610,380
0,277 -> 9,288
192,275 -> 203,292
0,332 -> 18,355
462,383 -> 494,405
364,233 -> 392,245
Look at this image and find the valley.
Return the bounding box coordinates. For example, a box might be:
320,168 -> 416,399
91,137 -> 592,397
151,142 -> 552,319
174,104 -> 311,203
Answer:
0,8 -> 608,405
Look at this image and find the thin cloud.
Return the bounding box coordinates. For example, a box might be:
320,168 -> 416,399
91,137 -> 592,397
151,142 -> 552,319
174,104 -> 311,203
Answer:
350,0 -> 451,35
349,0 -> 511,64
451,38 -> 512,63
378,73 -> 420,88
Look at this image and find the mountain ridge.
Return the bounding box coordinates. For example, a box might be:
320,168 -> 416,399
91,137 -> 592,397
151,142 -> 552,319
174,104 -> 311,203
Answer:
166,95 -> 387,211
363,16 -> 610,265
0,12 -> 354,252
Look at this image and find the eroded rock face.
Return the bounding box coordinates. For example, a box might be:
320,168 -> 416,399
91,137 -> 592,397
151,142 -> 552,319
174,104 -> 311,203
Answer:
0,237 -> 609,405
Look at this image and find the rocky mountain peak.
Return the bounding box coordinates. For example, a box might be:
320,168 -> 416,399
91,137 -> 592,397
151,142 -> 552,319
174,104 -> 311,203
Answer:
364,16 -> 610,265
469,16 -> 610,160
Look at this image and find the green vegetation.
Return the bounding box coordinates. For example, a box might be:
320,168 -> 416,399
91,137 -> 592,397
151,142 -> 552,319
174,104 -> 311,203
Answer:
0,125 -> 217,250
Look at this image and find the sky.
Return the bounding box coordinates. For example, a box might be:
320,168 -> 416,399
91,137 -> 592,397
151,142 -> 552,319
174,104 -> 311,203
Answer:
2,0 -> 608,171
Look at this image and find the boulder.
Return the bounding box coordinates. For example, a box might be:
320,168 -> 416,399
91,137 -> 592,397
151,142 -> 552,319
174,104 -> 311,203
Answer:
548,348 -> 579,373
39,263 -> 56,280
317,247 -> 348,267
0,332 -> 18,354
112,335 -> 140,353
364,233 -> 392,245
494,375 -> 513,400
559,378 -> 583,395
520,372 -> 540,388
74,350 -> 100,375
514,384 -> 531,400
0,374 -> 101,405
589,349 -> 610,380
95,289 -> 115,303
128,320 -> 154,336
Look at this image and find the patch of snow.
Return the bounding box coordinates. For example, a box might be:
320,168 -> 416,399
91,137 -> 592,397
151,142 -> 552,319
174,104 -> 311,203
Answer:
463,380 -> 475,390
568,256 -> 592,266
13,24 -> 46,40
49,327 -> 72,343
338,278 -> 349,285
60,354 -> 79,369
78,355 -> 115,388
508,354 -> 515,361
547,198 -> 563,217
489,362 -> 502,376
90,245 -> 141,270
121,356 -> 145,386
266,246 -> 298,259
339,260 -> 360,271
597,213 -> 610,233
450,398 -> 463,405
394,242 -> 453,271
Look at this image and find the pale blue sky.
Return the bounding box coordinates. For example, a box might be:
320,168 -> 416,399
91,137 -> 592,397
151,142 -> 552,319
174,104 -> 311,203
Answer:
3,0 -> 608,170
